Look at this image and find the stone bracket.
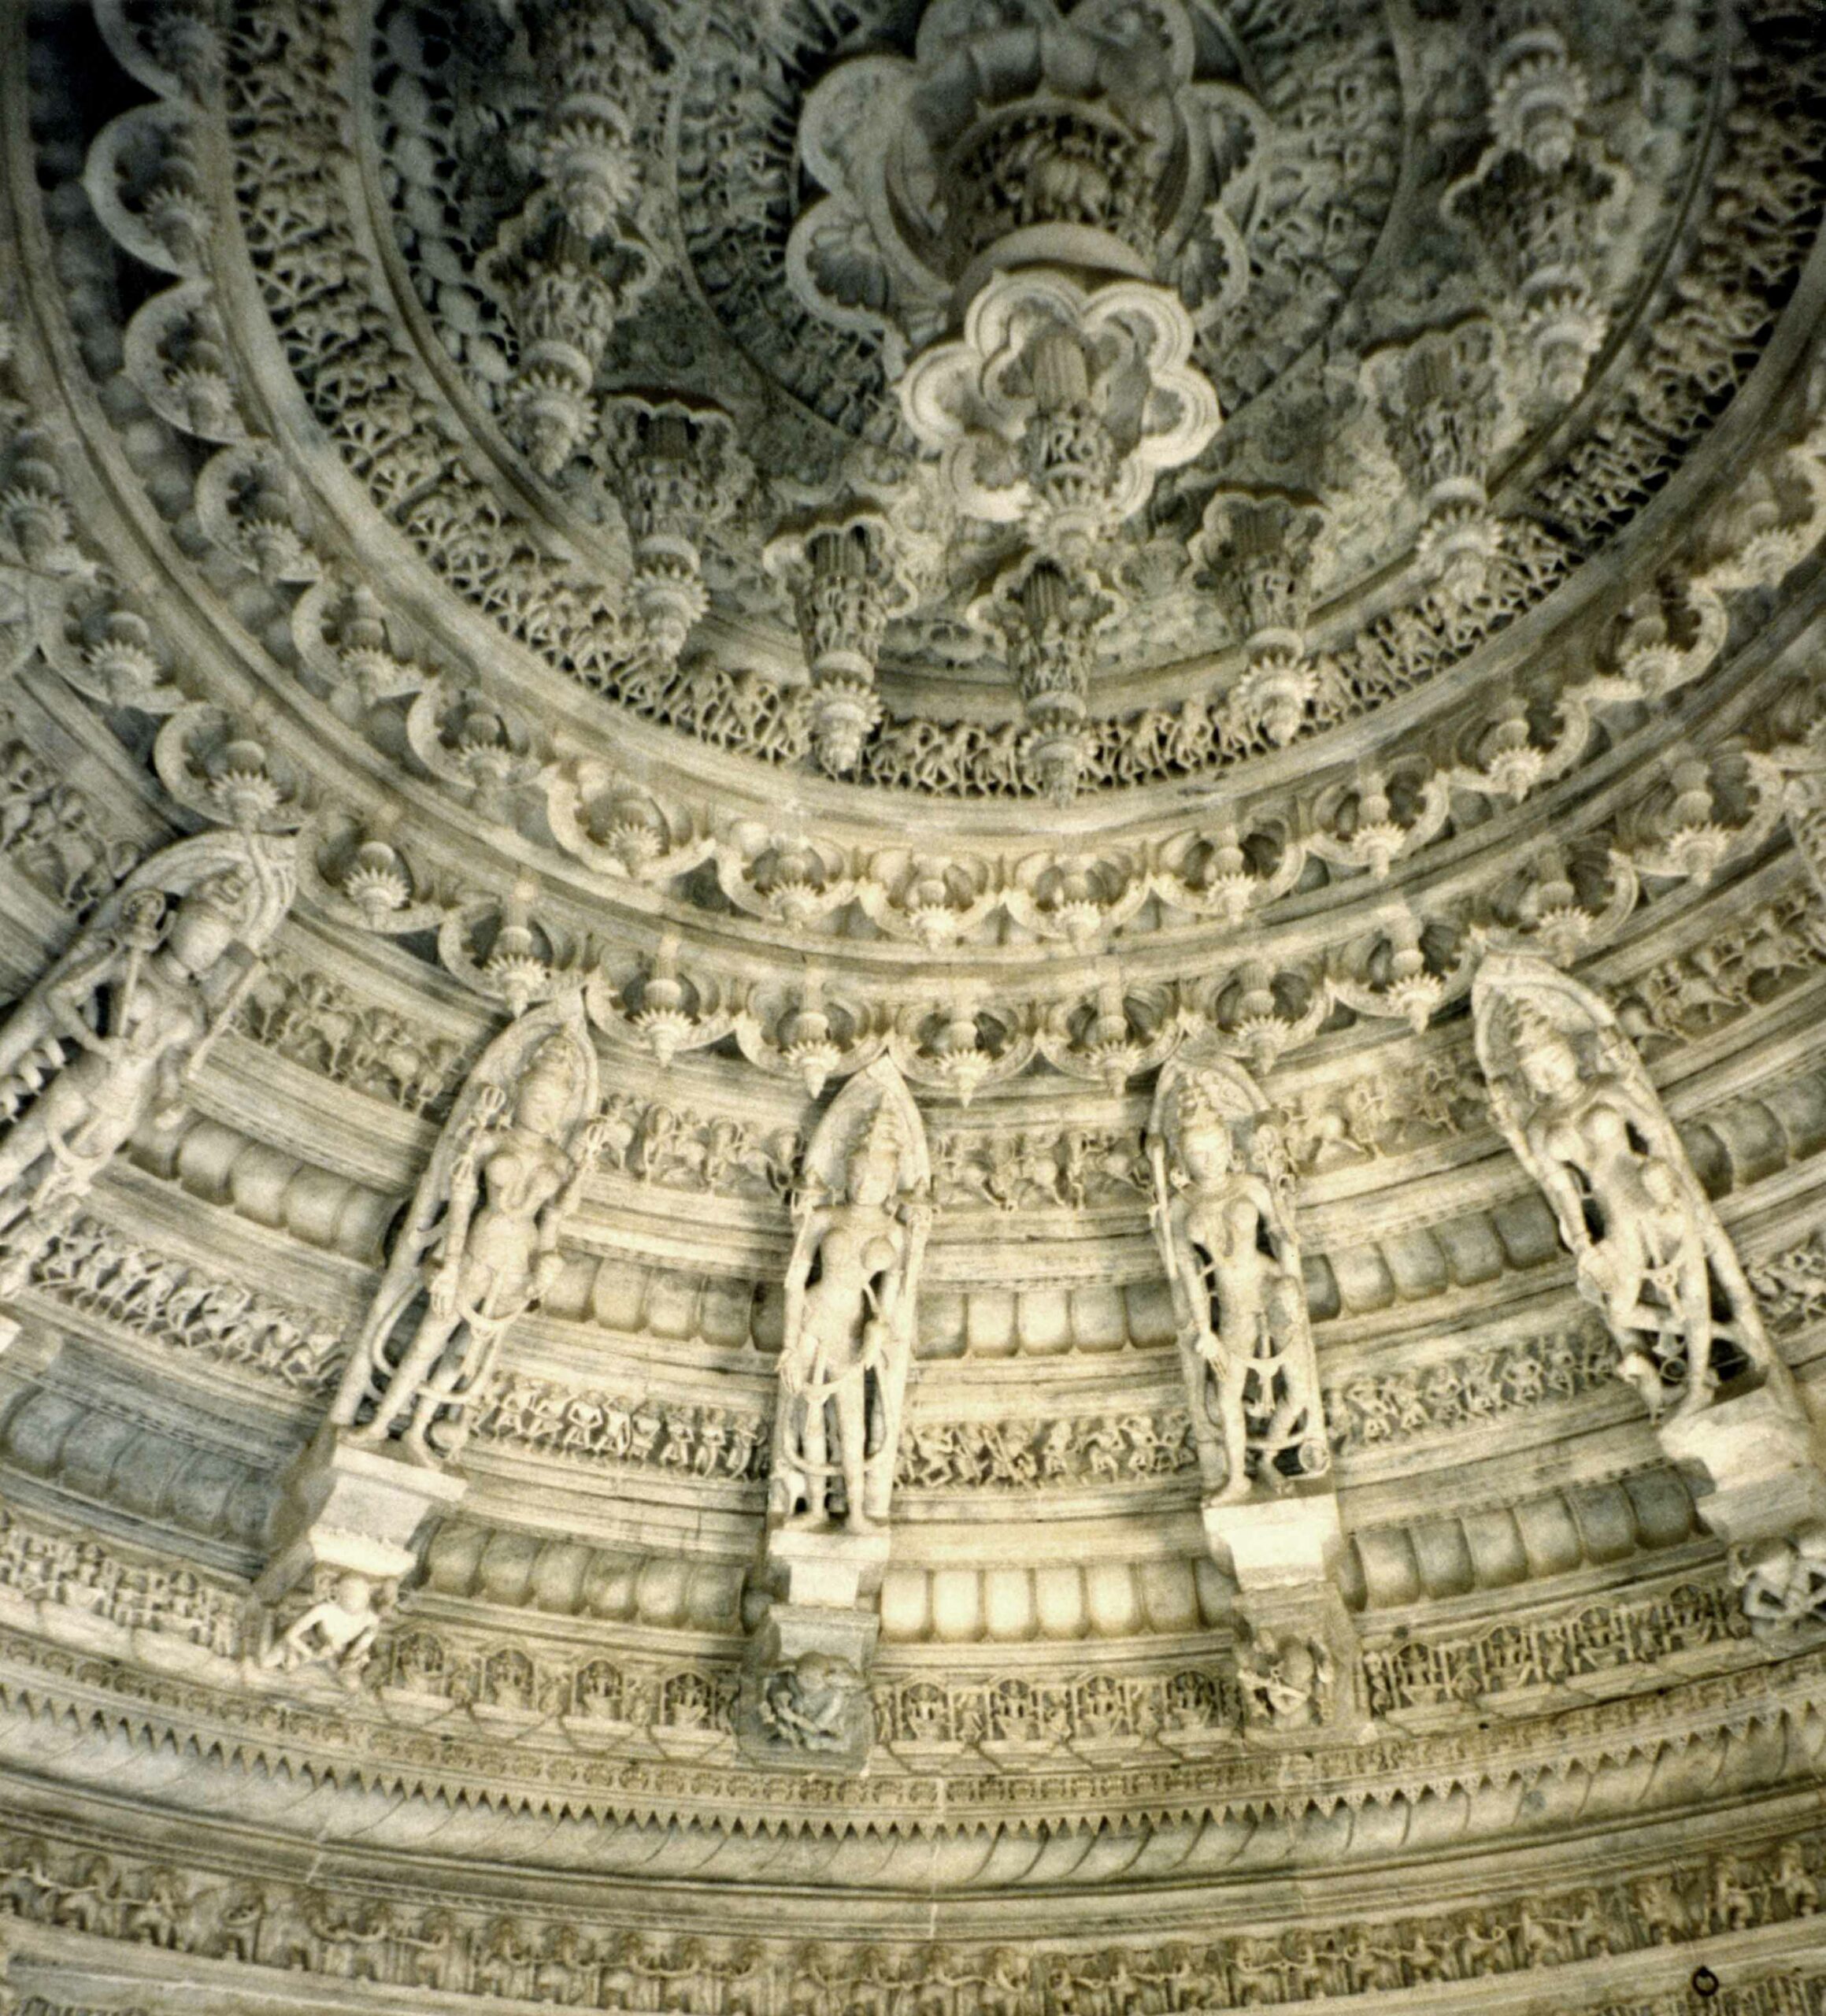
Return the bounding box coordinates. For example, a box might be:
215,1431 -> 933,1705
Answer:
1203,1488 -> 1344,1592
738,1524 -> 889,1774
1203,1489 -> 1367,1738
256,1426 -> 469,1605
1659,1384 -> 1826,1547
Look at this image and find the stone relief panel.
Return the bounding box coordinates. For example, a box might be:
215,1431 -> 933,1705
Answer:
0,828 -> 294,1292
237,947 -> 472,1118
24,1213 -> 345,1395
1359,1578 -> 1751,1718
0,1506 -> 242,1658
0,1818 -> 1820,2009
1323,1322 -> 1617,1455
328,991 -> 606,1467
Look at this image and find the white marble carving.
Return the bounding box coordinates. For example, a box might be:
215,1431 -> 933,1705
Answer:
0,828 -> 294,1292
329,992 -> 604,1466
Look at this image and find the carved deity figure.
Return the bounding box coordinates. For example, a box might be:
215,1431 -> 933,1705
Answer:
1474,953 -> 1774,1418
756,1651 -> 865,1754
1146,1050 -> 1327,1503
1237,1628 -> 1333,1730
0,829 -> 293,1292
258,1569 -> 388,1684
331,992 -> 605,1466
770,1058 -> 931,1532
1731,1525 -> 1826,1637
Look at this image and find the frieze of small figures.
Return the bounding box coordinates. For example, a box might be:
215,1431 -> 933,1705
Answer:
872,1666 -> 1240,1751
594,1094 -> 802,1203
894,1410 -> 1196,1492
1324,1322 -> 1616,1453
0,1507 -> 240,1658
369,1627 -> 740,1735
236,948 -> 472,1118
473,1375 -> 769,1482
1615,879 -> 1826,1056
1360,1580 -> 1752,1718
0,722 -> 141,917
24,1213 -> 345,1394
1747,1233 -> 1826,1336
0,1819 -> 1817,2007
1593,1979 -> 1826,2016
477,1374 -> 1196,1495
930,1126 -> 1148,1212
1280,1046 -> 1491,1171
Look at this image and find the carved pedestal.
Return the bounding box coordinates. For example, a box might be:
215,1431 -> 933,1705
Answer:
738,1525 -> 888,1774
1206,1491 -> 1365,1737
257,1426 -> 468,1606
1659,1386 -> 1826,1546
1204,1488 -> 1343,1591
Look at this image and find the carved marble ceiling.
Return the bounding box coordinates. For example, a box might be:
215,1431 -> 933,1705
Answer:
2,0 -> 1826,2011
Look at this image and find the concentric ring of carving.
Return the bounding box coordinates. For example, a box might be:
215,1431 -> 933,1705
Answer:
243,0 -> 1826,802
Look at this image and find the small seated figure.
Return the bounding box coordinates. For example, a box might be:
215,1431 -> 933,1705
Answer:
1731,1526 -> 1826,1637
260,1571 -> 386,1685
757,1651 -> 862,1753
1238,1629 -> 1333,1730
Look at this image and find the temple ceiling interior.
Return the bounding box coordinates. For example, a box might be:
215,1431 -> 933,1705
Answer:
2,0 -> 1826,2010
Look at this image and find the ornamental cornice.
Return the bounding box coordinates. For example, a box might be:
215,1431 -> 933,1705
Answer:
0,1522 -> 1812,1848
2,1800 -> 1824,2012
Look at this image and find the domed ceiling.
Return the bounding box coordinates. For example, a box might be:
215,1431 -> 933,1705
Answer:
2,0 -> 1826,2010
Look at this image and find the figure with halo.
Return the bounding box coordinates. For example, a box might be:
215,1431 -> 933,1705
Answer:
771,1057 -> 931,1533
1474,951 -> 1775,1419
331,991 -> 607,1467
0,829 -> 293,1292
1147,1048 -> 1327,1503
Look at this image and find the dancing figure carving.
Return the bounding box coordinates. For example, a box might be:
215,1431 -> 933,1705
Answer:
331,992 -> 604,1466
1474,952 -> 1773,1418
770,1058 -> 931,1532
1147,1050 -> 1327,1503
0,829 -> 293,1291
